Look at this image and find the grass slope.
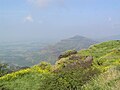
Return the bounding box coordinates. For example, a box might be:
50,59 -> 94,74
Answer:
0,40 -> 120,90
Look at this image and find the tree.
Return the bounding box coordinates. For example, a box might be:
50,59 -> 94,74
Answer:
0,63 -> 8,77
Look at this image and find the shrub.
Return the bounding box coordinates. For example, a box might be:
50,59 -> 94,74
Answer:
38,62 -> 52,71
58,50 -> 77,59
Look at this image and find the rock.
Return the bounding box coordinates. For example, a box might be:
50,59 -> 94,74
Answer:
69,55 -> 82,60
83,56 -> 93,68
58,50 -> 77,60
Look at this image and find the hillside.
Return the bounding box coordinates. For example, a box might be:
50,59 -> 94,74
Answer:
0,40 -> 120,90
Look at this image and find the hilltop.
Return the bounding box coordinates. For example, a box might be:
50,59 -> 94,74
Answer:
0,40 -> 120,90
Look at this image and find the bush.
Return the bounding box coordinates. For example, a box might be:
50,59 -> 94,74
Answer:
0,63 -> 9,77
38,62 -> 52,71
58,50 -> 77,59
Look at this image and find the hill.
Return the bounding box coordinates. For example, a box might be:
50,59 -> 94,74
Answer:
0,40 -> 120,90
38,35 -> 97,64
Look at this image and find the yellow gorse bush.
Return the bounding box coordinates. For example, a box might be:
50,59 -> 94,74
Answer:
0,68 -> 31,81
0,66 -> 50,81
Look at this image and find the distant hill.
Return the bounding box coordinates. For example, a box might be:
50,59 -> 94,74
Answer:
54,35 -> 97,51
37,35 -> 97,64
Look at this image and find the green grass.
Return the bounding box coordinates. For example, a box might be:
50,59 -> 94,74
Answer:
0,66 -> 52,90
81,66 -> 120,90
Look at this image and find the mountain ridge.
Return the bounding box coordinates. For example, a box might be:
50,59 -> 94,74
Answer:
38,35 -> 97,64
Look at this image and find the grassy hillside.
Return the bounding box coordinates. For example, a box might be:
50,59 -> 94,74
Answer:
0,40 -> 120,90
82,66 -> 120,90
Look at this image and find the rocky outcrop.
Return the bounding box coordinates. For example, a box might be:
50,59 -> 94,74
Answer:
58,50 -> 77,60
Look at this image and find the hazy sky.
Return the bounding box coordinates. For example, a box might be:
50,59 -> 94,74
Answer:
0,0 -> 120,41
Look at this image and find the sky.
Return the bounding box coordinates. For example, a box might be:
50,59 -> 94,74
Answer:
0,0 -> 120,42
